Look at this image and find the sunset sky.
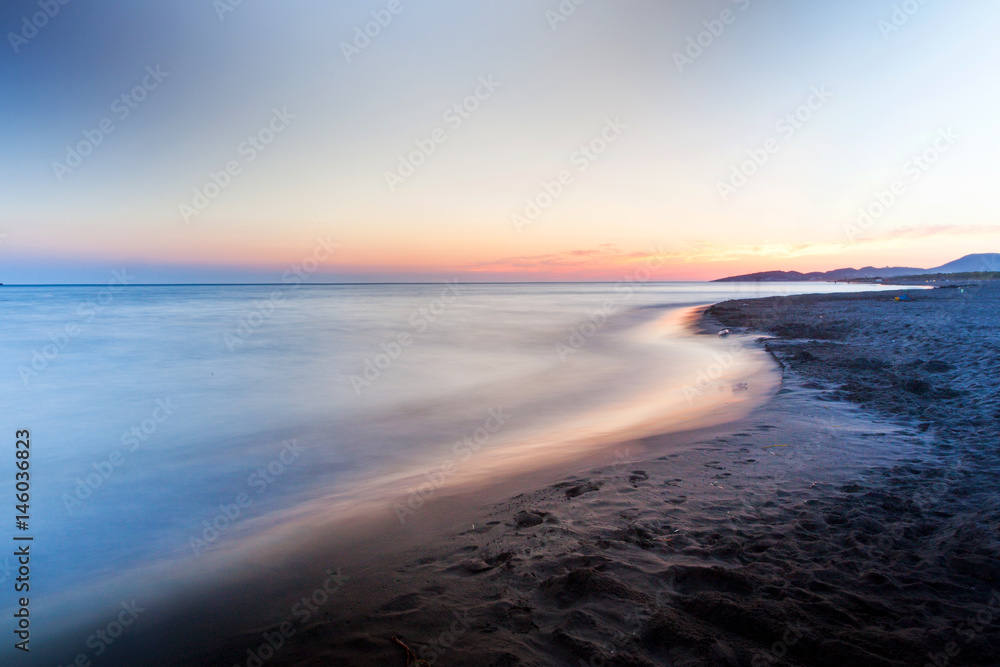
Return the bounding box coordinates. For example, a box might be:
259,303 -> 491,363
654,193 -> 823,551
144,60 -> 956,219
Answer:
2,0 -> 999,283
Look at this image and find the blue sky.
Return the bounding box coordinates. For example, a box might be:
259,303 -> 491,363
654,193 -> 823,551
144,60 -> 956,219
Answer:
2,0 -> 999,282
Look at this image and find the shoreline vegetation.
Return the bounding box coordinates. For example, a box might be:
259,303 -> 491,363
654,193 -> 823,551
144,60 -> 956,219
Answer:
170,282 -> 1000,666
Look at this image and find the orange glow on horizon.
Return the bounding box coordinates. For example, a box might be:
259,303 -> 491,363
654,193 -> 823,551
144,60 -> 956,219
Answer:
16,225 -> 999,282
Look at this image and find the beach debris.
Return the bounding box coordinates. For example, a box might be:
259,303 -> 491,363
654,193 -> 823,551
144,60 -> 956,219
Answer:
732,382 -> 749,393
763,444 -> 788,450
718,329 -> 731,337
392,636 -> 432,666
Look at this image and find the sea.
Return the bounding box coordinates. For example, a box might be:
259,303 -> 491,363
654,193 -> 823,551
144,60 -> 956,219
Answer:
0,281 -> 895,655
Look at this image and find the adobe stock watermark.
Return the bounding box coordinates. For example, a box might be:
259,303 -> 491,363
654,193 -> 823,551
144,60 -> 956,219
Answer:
910,465 -> 965,513
7,0 -> 71,54
717,85 -> 832,202
750,625 -> 806,666
394,408 -> 510,524
62,398 -> 177,514
235,566 -> 349,667
180,107 -> 295,223
214,0 -> 246,21
224,235 -> 339,351
878,0 -> 932,40
513,117 -> 627,233
340,0 -> 412,63
384,75 -> 501,192
348,280 -> 461,395
545,0 -> 590,31
554,249 -> 666,361
608,447 -> 637,479
923,589 -> 1000,667
845,126 -> 957,242
673,0 -> 752,73
400,611 -> 473,665
55,600 -> 146,666
17,269 -> 136,386
618,567 -> 806,667
52,66 -> 169,182
189,439 -> 304,557
682,336 -> 748,402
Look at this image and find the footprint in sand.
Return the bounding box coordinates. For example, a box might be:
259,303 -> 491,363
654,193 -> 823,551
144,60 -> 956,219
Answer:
514,510 -> 546,528
565,481 -> 603,498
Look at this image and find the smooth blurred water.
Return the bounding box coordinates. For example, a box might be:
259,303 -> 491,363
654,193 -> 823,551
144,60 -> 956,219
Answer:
0,281 -> 893,636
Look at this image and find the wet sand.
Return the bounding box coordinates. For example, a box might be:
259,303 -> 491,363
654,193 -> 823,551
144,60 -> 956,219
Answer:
86,284 -> 1000,666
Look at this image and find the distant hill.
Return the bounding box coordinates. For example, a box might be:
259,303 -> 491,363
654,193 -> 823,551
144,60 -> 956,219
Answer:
930,253 -> 1000,273
713,253 -> 1000,282
714,266 -> 927,282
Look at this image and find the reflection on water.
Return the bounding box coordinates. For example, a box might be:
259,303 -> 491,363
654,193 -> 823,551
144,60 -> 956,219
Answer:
0,281 -> 893,638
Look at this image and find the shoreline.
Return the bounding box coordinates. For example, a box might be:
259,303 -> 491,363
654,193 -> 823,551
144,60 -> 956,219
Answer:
37,303 -> 777,667
56,286 -> 1000,666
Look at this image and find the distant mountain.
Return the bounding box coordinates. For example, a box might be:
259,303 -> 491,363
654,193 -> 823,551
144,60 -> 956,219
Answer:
930,253 -> 1000,273
713,253 -> 999,282
714,266 -> 926,282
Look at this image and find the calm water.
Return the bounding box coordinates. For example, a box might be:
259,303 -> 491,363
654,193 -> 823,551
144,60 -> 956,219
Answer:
0,281 -> 893,644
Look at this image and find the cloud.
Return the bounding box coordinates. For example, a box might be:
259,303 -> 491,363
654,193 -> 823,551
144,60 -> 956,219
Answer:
466,245 -> 676,273
466,225 -> 1000,275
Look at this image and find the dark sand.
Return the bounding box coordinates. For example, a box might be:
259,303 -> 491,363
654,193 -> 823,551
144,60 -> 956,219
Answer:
162,283 -> 1000,666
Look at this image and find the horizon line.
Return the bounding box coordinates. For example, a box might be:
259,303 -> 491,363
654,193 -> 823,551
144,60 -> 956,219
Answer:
0,280 -> 736,287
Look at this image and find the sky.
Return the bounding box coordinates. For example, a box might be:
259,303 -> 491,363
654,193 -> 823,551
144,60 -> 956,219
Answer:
1,0 -> 999,283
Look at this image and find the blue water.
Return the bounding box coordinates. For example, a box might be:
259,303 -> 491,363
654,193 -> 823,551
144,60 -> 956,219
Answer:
0,281 -> 894,642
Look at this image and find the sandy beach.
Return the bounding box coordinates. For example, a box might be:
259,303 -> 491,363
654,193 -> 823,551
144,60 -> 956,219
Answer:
157,282 -> 999,666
